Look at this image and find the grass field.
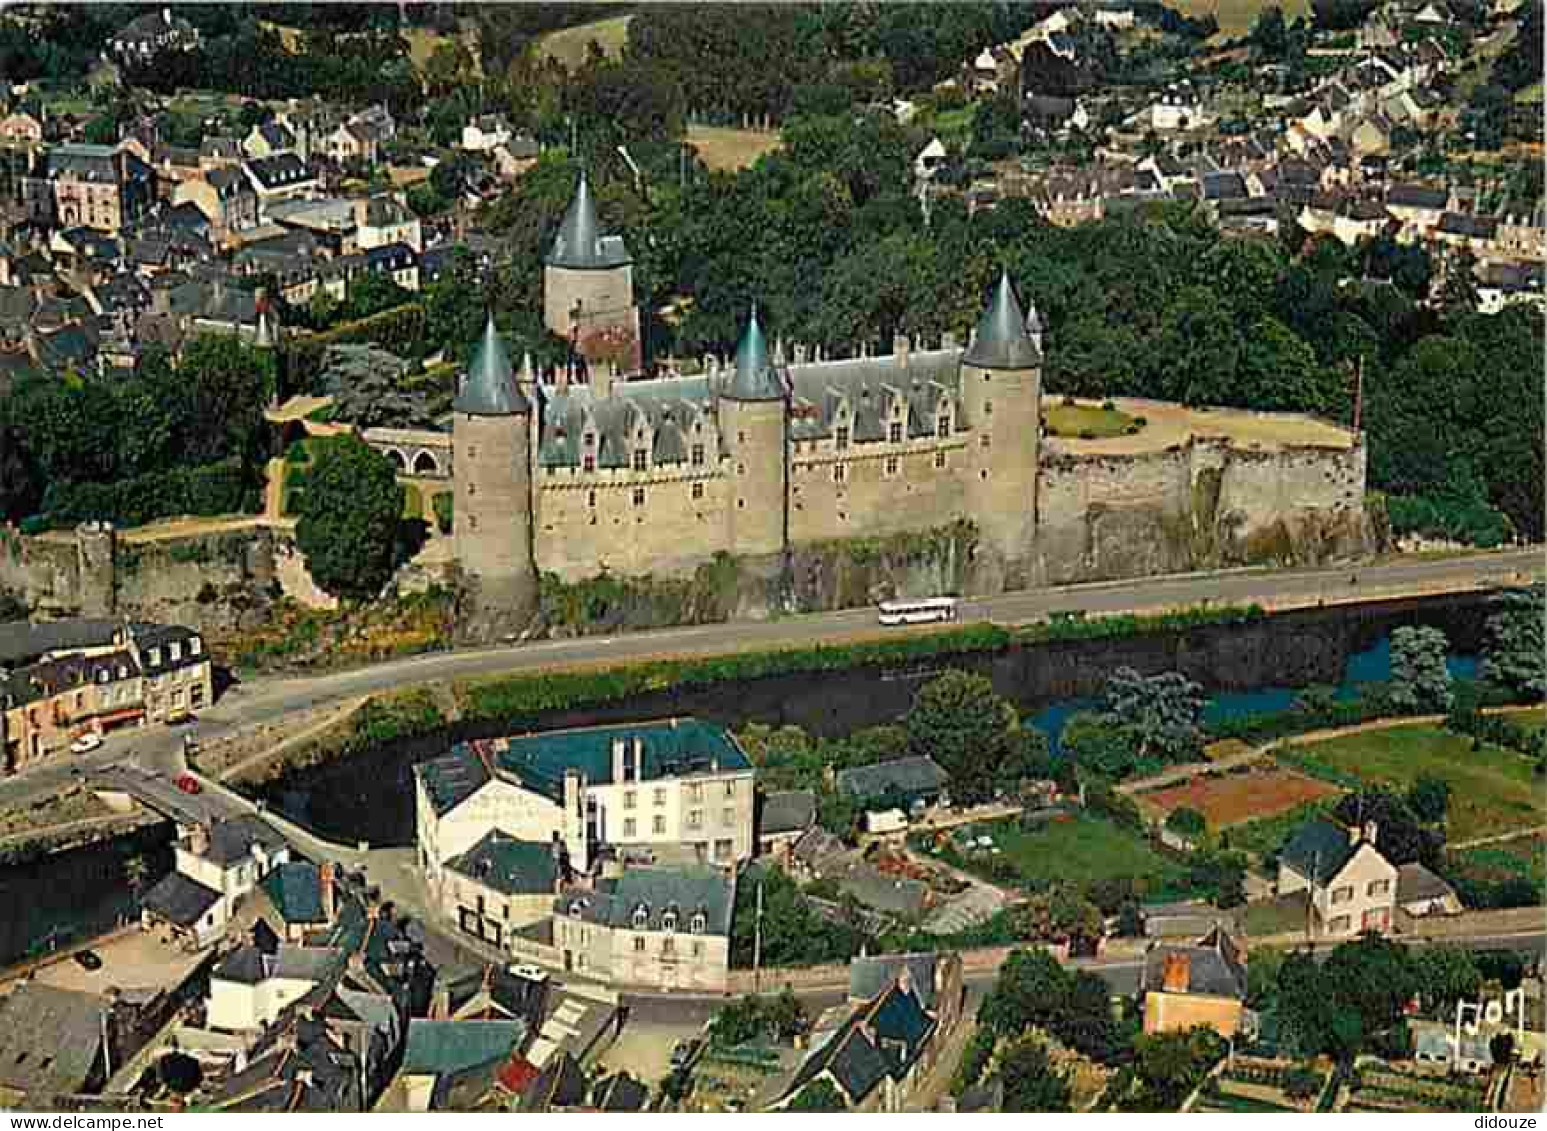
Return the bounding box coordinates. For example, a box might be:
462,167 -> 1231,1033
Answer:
1141,767 -> 1342,829
960,812 -> 1189,894
536,15 -> 632,71
1044,401 -> 1137,439
1222,798 -> 1338,864
1500,705 -> 1546,733
1277,725 -> 1542,842
1171,0 -> 1311,39
686,125 -> 782,172
1447,832 -> 1545,889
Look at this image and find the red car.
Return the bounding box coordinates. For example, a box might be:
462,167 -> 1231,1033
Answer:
174,773 -> 202,795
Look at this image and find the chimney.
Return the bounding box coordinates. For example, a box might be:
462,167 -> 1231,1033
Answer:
1162,952 -> 1191,994
186,821 -> 210,857
1363,820 -> 1378,847
632,735 -> 645,781
320,862 -> 336,924
611,736 -> 627,783
893,334 -> 910,370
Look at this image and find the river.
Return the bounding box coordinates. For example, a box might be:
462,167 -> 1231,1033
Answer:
0,591 -> 1496,967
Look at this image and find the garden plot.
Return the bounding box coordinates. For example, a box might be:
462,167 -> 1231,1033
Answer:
1139,766 -> 1342,828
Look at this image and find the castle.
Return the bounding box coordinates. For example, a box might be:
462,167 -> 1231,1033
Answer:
450,175 -> 1370,632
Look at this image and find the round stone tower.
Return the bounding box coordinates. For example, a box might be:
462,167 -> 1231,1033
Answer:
543,171 -> 640,372
717,307 -> 788,560
960,271 -> 1043,587
75,520 -> 117,617
453,316 -> 538,635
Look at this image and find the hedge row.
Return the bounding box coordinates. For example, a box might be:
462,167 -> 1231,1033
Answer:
284,302 -> 429,391
1017,603 -> 1266,645
41,458 -> 258,529
455,623 -> 1013,722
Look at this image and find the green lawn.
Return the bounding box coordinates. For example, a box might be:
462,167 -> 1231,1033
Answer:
1044,401 -> 1138,439
536,14 -> 632,70
954,813 -> 1189,895
1448,833 -> 1545,888
1277,725 -> 1543,842
1499,705 -> 1546,734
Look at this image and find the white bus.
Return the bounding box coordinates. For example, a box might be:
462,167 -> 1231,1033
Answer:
877,596 -> 959,626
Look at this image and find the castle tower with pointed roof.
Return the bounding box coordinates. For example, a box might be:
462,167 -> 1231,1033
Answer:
453,315 -> 537,632
543,172 -> 642,376
717,307 -> 788,559
961,271 -> 1043,585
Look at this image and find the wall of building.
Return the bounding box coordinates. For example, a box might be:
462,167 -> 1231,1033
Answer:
788,438 -> 971,547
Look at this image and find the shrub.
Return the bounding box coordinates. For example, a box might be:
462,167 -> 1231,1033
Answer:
1079,428 -> 1097,440
1101,399 -> 1116,411
1126,424 -> 1140,434
1063,394 -> 1076,406
1134,416 -> 1148,426
18,514 -> 50,535
43,459 -> 255,528
432,491 -> 453,534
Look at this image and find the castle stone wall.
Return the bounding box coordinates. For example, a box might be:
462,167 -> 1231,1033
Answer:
535,466 -> 731,581
789,440 -> 970,546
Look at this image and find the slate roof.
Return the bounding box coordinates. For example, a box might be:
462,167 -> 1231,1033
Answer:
835,755 -> 949,801
536,374 -> 714,469
760,790 -> 817,838
140,870 -> 221,927
210,1014 -> 360,1112
848,952 -> 946,1011
134,624 -> 207,674
546,172 -> 630,270
1387,181 -> 1448,211
0,984 -> 105,1096
415,749 -> 492,816
1142,926 -> 1248,1000
1,647 -> 139,708
260,861 -> 328,925
1202,171 -> 1249,201
205,814 -> 288,866
557,865 -> 735,935
786,349 -> 962,443
445,831 -> 562,896
1396,861 -> 1458,905
724,307 -> 783,402
401,1019 -> 524,1078
963,272 -> 1040,370
454,315 -> 528,415
487,718 -> 748,802
1438,211 -> 1497,240
1280,816 -> 1357,883
245,154 -> 313,192
590,1072 -> 649,1111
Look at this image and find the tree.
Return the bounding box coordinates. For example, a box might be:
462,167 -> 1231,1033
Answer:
1251,6 -> 1289,57
1481,586 -> 1546,700
1388,625 -> 1452,713
1283,1065 -> 1322,1103
1062,710 -> 1141,779
979,947 -> 1071,1037
293,434 -> 404,601
1406,776 -> 1450,824
787,1079 -> 847,1111
904,670 -> 1019,803
156,1052 -> 203,1095
1412,946 -> 1481,1012
997,1037 -> 1072,1112
1490,1031 -> 1517,1068
1333,790 -> 1442,868
1436,247 -> 1480,317
1101,667 -> 1206,764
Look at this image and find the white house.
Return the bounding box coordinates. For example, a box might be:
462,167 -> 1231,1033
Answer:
140,816 -> 290,950
1277,817 -> 1400,937
461,114 -> 512,153
914,137 -> 948,182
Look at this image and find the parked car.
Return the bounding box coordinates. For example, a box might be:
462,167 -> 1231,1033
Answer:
174,773 -> 202,795
73,950 -> 103,971
69,733 -> 103,755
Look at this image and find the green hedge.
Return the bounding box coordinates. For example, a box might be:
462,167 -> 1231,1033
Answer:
1386,492 -> 1511,548
42,459 -> 258,528
1017,603 -> 1266,645
284,302 -> 429,391
458,624 -> 1013,721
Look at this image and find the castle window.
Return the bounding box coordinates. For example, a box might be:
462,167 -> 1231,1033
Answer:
633,449 -> 647,471
889,422 -> 903,443
691,444 -> 705,466
935,451 -> 947,469
985,400 -> 993,415
583,454 -> 596,472
833,463 -> 846,483
588,490 -> 597,508
737,462 -> 745,475
634,936 -> 646,952
468,515 -> 478,529
691,482 -> 704,500
584,432 -> 595,446
938,415 -> 950,438
467,482 -> 476,496
981,434 -> 991,448
737,431 -> 746,444
885,456 -> 899,476
632,487 -> 645,506
835,426 -> 850,451
466,445 -> 477,458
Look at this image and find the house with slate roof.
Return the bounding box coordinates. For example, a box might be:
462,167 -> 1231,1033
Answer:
553,864 -> 735,991
142,815 -> 291,949
0,983 -> 110,1104
836,755 -> 951,814
392,1018 -> 525,1112
1141,926 -> 1249,1038
437,830 -> 565,949
769,952 -> 960,1111
1277,816 -> 1399,937
415,717 -> 755,891
757,789 -> 817,859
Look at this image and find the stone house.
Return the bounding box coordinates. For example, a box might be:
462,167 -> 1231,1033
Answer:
1394,861 -> 1463,921
24,143 -> 156,235
836,755 -> 951,815
461,114 -> 513,153
141,814 -> 291,949
770,952 -> 963,1111
756,789 -> 817,860
437,830 -> 564,951
551,865 -> 734,990
173,166 -> 259,244
109,7 -> 201,62
414,718 -> 757,880
1141,926 -> 1248,1038
243,154 -> 320,218
242,121 -> 298,161
0,111 -> 45,146
1277,817 -> 1399,937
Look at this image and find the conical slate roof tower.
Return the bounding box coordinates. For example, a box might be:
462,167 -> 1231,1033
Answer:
454,315 -> 530,415
963,271 -> 1042,370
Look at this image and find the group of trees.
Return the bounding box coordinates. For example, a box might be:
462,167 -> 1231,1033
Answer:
727,865 -> 866,969
903,671 -> 1053,804
0,335 -> 275,528
1061,666 -> 1206,781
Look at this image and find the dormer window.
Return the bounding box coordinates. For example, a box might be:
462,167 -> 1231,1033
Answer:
690,912 -> 707,935
584,432 -> 595,447
170,641 -> 181,662
632,904 -> 650,930
937,414 -> 950,438
570,900 -> 585,916
661,909 -> 678,934
149,648 -> 161,666
189,636 -> 201,656
888,422 -> 903,443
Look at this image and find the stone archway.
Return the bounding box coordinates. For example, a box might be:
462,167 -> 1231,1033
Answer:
412,449 -> 441,476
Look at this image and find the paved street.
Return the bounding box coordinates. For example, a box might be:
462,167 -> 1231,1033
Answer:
1,547 -> 1537,815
